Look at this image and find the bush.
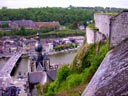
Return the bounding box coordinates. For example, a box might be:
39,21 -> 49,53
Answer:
36,83 -> 43,96
56,65 -> 71,84
45,82 -> 56,96
67,74 -> 82,88
54,43 -> 78,51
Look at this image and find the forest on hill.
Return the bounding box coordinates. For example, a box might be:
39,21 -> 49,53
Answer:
0,7 -> 93,26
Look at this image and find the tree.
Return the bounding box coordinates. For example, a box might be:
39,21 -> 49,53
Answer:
19,26 -> 26,35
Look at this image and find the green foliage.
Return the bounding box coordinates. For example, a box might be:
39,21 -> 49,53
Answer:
67,74 -> 82,88
54,44 -> 78,51
45,82 -> 56,96
36,83 -> 43,96
44,65 -> 70,96
87,22 -> 99,31
40,29 -> 85,38
0,23 -> 9,28
96,12 -> 118,16
40,27 -> 55,33
68,93 -> 80,96
19,26 -> 26,35
44,40 -> 108,95
0,7 -> 93,26
56,65 -> 71,84
0,28 -> 85,38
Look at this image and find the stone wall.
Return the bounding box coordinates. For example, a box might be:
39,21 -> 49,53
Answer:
86,27 -> 103,44
110,11 -> 128,47
87,11 -> 128,47
86,27 -> 95,44
94,13 -> 113,37
95,31 -> 103,42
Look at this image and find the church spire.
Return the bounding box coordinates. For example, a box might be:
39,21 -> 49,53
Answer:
35,32 -> 42,52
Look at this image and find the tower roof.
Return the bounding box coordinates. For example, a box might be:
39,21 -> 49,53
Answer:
35,32 -> 42,52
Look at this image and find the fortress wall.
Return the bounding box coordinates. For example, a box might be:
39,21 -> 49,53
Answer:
86,27 -> 95,44
94,14 -> 113,38
110,12 -> 128,47
95,31 -> 103,42
86,27 -> 103,44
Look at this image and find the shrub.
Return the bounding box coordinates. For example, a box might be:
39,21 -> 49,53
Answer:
36,83 -> 43,96
67,74 -> 82,88
45,82 -> 56,96
56,65 -> 71,83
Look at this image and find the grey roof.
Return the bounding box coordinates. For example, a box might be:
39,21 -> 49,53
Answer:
28,69 -> 57,84
0,21 -> 12,24
46,69 -> 57,81
29,71 -> 47,84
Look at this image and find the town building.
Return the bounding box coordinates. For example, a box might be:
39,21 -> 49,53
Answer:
0,20 -> 60,30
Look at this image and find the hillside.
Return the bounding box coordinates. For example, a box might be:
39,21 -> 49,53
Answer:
42,39 -> 108,96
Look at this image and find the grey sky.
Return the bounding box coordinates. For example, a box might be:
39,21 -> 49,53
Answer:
0,0 -> 128,9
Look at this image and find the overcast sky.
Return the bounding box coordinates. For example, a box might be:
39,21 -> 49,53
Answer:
0,0 -> 128,9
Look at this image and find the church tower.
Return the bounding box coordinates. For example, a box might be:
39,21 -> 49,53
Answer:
35,32 -> 44,69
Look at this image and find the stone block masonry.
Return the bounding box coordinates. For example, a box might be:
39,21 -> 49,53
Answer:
86,11 -> 128,48
86,13 -> 113,44
86,27 -> 95,44
86,27 -> 103,44
94,13 -> 113,38
110,11 -> 128,47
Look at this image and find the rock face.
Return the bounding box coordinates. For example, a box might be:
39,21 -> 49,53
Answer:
82,39 -> 128,96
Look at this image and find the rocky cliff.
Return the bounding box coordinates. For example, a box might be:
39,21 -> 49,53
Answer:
82,38 -> 128,96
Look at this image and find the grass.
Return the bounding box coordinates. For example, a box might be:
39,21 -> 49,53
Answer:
87,22 -> 99,31
96,12 -> 118,16
39,29 -> 85,38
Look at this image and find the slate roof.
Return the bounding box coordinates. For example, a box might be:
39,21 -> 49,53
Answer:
29,69 -> 57,84
29,71 -> 47,84
47,69 -> 57,81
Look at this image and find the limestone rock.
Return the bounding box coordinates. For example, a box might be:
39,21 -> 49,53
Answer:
82,39 -> 128,96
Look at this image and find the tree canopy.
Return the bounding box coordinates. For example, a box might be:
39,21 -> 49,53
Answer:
0,7 -> 93,26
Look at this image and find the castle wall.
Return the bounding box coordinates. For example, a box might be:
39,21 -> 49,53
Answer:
95,31 -> 103,42
110,12 -> 128,47
86,27 -> 95,44
94,14 -> 113,37
86,27 -> 103,44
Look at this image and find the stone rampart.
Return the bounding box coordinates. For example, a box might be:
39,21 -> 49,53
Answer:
110,11 -> 128,47
86,27 -> 103,44
94,14 -> 113,37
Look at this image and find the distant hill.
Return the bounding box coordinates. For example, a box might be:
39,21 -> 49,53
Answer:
0,7 -> 93,27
